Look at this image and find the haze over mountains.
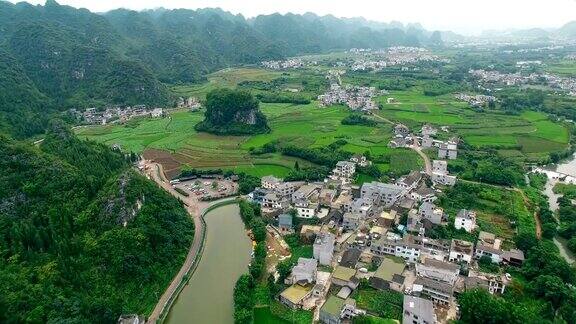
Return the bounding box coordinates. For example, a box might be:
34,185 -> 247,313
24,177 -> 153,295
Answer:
1,0 -> 575,138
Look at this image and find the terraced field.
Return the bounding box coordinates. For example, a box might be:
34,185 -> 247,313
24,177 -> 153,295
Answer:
76,102 -> 412,178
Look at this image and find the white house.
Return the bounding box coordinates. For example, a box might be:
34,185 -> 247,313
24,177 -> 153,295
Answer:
361,182 -> 406,207
455,209 -> 477,232
288,258 -> 318,284
474,242 -> 503,264
296,202 -> 319,219
448,239 -> 474,264
416,258 -> 460,285
350,154 -> 370,167
421,124 -> 437,137
314,232 -> 335,265
418,202 -> 443,224
262,175 -> 283,190
332,161 -> 356,181
438,141 -> 458,160
403,296 -> 436,324
431,160 -> 457,186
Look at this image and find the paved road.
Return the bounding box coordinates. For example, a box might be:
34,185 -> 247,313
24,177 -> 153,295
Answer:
144,162 -> 238,323
145,162 -> 204,323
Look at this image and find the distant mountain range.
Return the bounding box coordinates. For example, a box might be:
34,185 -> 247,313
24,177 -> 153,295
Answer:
479,21 -> 576,40
0,0 -> 448,137
1,0 -> 574,138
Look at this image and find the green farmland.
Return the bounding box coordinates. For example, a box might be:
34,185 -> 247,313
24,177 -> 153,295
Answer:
76,101 -> 411,178
377,88 -> 570,161
78,66 -> 571,177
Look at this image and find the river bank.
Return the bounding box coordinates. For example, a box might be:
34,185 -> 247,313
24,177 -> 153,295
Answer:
539,153 -> 576,264
166,203 -> 253,323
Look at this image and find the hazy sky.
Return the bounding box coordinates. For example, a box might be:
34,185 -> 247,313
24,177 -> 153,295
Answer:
11,0 -> 576,35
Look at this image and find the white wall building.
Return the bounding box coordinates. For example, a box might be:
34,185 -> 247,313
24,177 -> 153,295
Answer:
455,209 -> 477,232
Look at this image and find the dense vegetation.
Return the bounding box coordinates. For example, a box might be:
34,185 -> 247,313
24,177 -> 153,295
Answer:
341,114 -> 378,127
195,89 -> 270,135
0,123 -> 194,322
0,0 -> 442,138
233,201 -> 267,323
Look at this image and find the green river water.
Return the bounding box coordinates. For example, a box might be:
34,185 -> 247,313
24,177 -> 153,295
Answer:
166,204 -> 252,323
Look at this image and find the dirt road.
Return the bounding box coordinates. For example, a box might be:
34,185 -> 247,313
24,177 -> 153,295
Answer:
460,179 -> 542,239
369,112 -> 432,176
411,143 -> 432,176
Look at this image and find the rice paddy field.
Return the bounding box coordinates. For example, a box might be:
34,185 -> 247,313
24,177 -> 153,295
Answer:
545,60 -> 576,77
376,88 -> 570,161
78,66 -> 570,177
76,101 -> 405,178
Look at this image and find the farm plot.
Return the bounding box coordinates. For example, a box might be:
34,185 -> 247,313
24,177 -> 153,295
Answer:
376,88 -> 569,159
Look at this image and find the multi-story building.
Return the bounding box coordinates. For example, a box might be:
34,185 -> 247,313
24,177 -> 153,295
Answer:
361,182 -> 406,207
261,175 -> 283,190
314,232 -> 336,265
448,239 -> 474,264
416,258 -> 460,285
431,160 -> 457,186
454,209 -> 477,232
402,296 -> 437,324
438,141 -> 458,160
343,212 -> 362,231
418,202 -> 443,225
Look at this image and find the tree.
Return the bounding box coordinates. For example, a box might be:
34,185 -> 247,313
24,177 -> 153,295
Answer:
514,232 -> 538,253
250,218 -> 267,243
195,88 -> 270,135
531,275 -> 569,308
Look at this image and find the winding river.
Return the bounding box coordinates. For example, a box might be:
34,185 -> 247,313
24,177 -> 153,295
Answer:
166,204 -> 252,323
541,153 -> 576,264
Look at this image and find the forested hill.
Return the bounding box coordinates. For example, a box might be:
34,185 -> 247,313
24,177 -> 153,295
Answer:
0,122 -> 195,322
0,0 -> 441,138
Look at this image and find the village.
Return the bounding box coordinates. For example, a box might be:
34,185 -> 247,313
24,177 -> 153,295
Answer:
349,46 -> 450,72
247,122 -> 524,323
317,70 -> 384,112
262,58 -> 306,70
73,105 -> 165,125
470,69 -> 576,96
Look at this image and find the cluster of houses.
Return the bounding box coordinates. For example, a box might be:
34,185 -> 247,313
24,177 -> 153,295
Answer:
318,84 -> 380,112
262,58 -> 304,70
454,93 -> 497,108
75,106 -> 163,125
256,154 -> 524,323
470,69 -> 576,96
389,123 -> 459,162
176,96 -> 202,110
347,47 -> 449,72
382,47 -> 450,67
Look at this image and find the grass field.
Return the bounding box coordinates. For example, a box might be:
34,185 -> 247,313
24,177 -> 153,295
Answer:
353,287 -> 403,320
546,60 -> 576,76
440,182 -> 534,244
78,66 -> 569,176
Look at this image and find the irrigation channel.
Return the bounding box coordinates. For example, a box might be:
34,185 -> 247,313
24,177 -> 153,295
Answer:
165,203 -> 252,323
541,153 -> 576,264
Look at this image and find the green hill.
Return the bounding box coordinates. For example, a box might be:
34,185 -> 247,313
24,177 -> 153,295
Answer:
0,123 -> 194,322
